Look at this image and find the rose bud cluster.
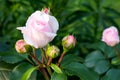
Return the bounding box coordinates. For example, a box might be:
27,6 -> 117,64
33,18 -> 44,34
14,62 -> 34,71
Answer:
46,45 -> 60,59
102,26 -> 120,47
62,35 -> 76,52
15,39 -> 32,53
17,8 -> 59,49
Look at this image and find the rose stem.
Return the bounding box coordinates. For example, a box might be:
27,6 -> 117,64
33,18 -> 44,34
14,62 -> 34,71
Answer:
47,57 -> 52,66
42,56 -> 44,63
57,51 -> 65,66
33,48 -> 37,58
41,49 -> 48,63
41,49 -> 52,76
30,53 -> 50,80
30,53 -> 42,65
114,46 -> 120,60
40,68 -> 50,80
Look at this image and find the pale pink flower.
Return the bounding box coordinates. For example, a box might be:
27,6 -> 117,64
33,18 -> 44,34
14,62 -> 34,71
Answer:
102,26 -> 120,46
17,8 -> 59,48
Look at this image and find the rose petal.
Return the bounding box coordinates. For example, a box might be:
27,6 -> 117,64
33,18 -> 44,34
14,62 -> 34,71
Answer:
17,9 -> 59,48
49,16 -> 59,33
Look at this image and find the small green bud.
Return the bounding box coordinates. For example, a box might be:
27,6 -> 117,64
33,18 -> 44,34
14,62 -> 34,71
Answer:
15,39 -> 32,54
62,35 -> 76,52
46,45 -> 60,58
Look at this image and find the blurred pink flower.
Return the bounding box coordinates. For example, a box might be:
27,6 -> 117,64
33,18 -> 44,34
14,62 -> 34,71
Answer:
17,8 -> 59,48
102,26 -> 120,47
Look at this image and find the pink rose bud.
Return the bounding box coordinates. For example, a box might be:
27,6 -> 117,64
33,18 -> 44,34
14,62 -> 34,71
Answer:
46,45 -> 60,58
42,8 -> 49,14
62,35 -> 76,52
17,8 -> 59,48
102,26 -> 120,47
15,39 -> 32,53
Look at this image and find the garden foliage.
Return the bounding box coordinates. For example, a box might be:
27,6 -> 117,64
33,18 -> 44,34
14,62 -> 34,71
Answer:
1,0 -> 120,80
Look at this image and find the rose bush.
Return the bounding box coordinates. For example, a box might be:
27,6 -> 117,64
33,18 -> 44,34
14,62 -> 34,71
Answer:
102,26 -> 120,47
17,8 -> 59,48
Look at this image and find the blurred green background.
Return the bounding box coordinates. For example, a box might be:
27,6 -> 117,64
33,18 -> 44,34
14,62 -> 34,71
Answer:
0,0 -> 120,53
1,0 -> 120,54
1,0 -> 120,80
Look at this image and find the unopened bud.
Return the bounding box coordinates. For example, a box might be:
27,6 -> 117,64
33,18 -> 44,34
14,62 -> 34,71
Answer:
15,39 -> 32,54
62,35 -> 76,52
46,45 -> 60,58
42,8 -> 50,14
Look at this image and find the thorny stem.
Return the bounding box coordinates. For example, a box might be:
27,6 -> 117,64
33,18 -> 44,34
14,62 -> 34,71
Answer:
40,49 -> 52,76
57,51 -> 66,66
40,68 -> 50,80
33,48 -> 37,58
30,53 -> 42,66
41,49 -> 48,63
47,57 -> 52,66
42,56 -> 44,63
30,53 -> 50,80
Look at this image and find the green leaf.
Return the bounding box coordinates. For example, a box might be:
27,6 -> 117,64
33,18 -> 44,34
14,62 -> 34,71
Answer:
111,57 -> 120,65
61,54 -> 84,67
104,7 -> 120,18
0,71 -> 11,80
102,68 -> 120,80
85,50 -> 110,74
1,55 -> 26,64
0,49 -> 17,56
94,60 -> 109,74
63,62 -> 99,80
0,61 -> 15,80
22,66 -> 39,80
0,42 -> 11,52
10,62 -> 36,80
85,42 -> 116,58
51,72 -> 67,80
51,63 -> 62,73
0,61 -> 15,71
85,50 -> 105,68
104,46 -> 115,58
0,48 -> 28,64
